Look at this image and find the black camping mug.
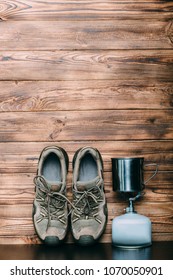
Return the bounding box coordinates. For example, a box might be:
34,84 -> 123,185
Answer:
111,157 -> 158,193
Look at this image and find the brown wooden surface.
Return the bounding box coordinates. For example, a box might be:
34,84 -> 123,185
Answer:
0,110 -> 173,141
0,50 -> 173,81
1,19 -> 173,50
0,1 -> 172,20
0,0 -> 172,244
0,81 -> 173,111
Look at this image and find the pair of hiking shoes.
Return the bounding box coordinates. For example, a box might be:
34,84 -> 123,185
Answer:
33,146 -> 108,246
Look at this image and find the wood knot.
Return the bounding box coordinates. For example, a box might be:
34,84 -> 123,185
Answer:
0,16 -> 7,21
166,20 -> 173,45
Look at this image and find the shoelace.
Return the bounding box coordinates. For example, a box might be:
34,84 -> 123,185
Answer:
34,176 -> 75,229
72,185 -> 103,224
34,176 -> 104,228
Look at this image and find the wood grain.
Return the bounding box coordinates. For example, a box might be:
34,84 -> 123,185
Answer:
0,141 -> 172,173
0,0 -> 172,20
0,110 -> 172,142
0,50 -> 173,81
1,20 -> 173,50
0,0 -> 172,245
0,81 -> 173,111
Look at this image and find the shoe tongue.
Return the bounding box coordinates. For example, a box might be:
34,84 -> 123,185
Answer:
49,182 -> 62,192
76,176 -> 100,191
36,176 -> 62,192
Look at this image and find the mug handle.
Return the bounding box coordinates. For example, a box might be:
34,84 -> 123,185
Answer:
144,163 -> 158,184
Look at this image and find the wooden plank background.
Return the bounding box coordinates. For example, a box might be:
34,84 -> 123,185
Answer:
0,0 -> 173,244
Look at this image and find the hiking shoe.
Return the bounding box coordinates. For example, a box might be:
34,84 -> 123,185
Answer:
71,147 -> 108,245
33,146 -> 69,245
